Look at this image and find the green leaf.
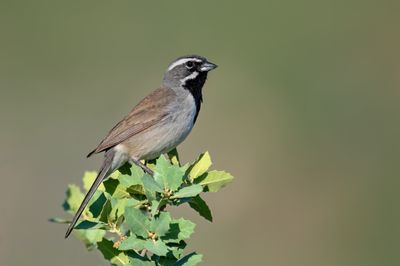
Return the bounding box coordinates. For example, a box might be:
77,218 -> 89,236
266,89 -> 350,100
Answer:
119,174 -> 143,188
110,198 -> 140,221
188,152 -> 212,180
130,163 -> 146,178
82,171 -> 105,192
163,219 -> 195,243
127,184 -> 146,197
188,195 -> 213,222
168,241 -> 187,259
150,200 -> 160,217
63,184 -> 84,213
110,198 -> 126,221
55,151 -> 234,265
142,174 -> 164,193
119,235 -> 146,251
125,207 -> 150,238
126,198 -> 143,208
104,178 -> 130,199
153,155 -> 171,188
171,185 -> 203,199
97,238 -> 129,266
119,165 -> 144,187
196,170 -> 234,192
75,220 -> 109,230
154,155 -> 186,191
174,252 -> 203,266
175,219 -> 195,240
116,215 -> 125,228
144,188 -> 156,203
88,191 -> 107,218
99,199 -> 113,223
144,240 -> 169,256
74,229 -> 106,249
150,212 -> 171,238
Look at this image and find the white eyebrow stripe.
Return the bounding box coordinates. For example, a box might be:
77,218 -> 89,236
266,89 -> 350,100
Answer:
167,58 -> 202,71
180,71 -> 199,84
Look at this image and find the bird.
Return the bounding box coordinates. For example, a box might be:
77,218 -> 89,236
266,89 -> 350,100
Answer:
65,55 -> 217,238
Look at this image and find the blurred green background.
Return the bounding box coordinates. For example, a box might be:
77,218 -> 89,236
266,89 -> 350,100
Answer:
1,0 -> 400,265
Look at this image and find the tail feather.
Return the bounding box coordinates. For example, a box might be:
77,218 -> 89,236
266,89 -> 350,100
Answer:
87,148 -> 97,158
65,152 -> 114,238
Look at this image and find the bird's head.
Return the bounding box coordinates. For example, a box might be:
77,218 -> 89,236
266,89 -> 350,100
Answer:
163,55 -> 217,89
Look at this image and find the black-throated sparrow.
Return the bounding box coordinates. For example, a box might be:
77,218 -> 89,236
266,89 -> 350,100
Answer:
65,55 -> 217,238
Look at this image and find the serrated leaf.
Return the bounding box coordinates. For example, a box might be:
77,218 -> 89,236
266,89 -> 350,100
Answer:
188,152 -> 212,180
188,195 -> 213,222
150,212 -> 171,237
154,155 -> 186,191
97,238 -> 129,266
196,170 -> 234,192
83,171 -> 105,192
63,184 -> 84,213
153,155 -> 172,188
119,235 -> 146,251
163,219 -> 195,243
143,174 -> 164,193
125,207 -> 150,238
144,239 -> 169,256
174,252 -> 203,266
57,152 -> 232,265
175,219 -> 195,240
171,185 -> 203,199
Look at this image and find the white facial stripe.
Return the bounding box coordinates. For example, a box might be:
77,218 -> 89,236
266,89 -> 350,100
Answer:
180,71 -> 199,84
168,58 -> 202,71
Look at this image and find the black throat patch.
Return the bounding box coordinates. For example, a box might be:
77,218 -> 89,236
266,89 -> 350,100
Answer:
183,72 -> 207,123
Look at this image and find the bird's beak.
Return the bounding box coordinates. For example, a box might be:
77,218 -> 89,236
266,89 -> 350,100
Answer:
200,61 -> 218,72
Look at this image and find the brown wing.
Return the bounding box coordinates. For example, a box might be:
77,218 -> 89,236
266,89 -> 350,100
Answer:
87,87 -> 176,157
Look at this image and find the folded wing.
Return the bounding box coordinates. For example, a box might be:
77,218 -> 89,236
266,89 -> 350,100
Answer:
87,87 -> 176,157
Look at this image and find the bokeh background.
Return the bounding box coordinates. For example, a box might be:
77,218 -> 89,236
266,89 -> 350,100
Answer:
1,0 -> 400,265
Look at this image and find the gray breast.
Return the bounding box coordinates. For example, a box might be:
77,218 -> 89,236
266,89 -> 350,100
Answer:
129,89 -> 197,160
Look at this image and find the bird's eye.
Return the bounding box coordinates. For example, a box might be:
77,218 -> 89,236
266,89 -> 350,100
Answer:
185,61 -> 194,69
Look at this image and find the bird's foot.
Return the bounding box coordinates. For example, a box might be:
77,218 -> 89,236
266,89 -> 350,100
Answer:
130,158 -> 154,176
